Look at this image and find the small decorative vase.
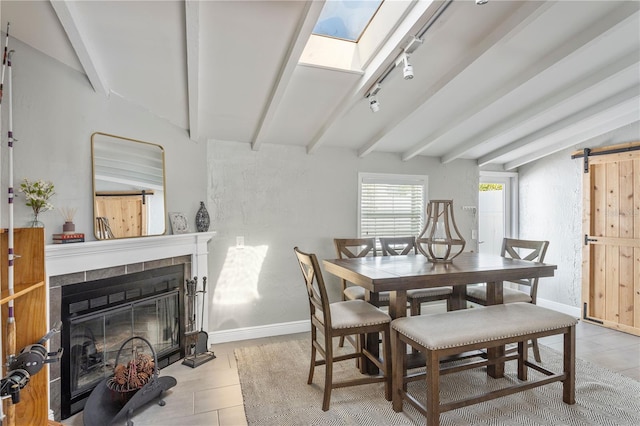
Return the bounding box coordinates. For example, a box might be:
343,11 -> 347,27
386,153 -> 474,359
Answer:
195,201 -> 210,232
29,214 -> 44,228
63,221 -> 76,233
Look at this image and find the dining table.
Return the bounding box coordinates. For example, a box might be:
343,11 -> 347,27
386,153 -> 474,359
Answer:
323,251 -> 557,377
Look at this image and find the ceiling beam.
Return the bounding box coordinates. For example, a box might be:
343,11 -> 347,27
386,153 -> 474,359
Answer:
478,87 -> 640,167
402,1 -> 640,161
185,0 -> 200,141
50,0 -> 108,96
356,0 -> 550,159
441,52 -> 640,164
503,112 -> 640,171
306,0 -> 443,155
251,1 -> 325,151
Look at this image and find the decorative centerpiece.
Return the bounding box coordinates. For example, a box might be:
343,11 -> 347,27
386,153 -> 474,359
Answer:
19,178 -> 55,227
106,337 -> 157,404
416,200 -> 466,263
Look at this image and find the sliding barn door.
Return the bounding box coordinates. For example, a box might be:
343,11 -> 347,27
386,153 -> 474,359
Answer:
95,195 -> 148,238
580,142 -> 640,336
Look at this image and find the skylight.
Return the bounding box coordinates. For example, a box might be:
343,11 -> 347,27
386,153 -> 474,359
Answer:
312,0 -> 384,42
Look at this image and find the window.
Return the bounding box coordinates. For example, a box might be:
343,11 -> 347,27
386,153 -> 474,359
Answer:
358,173 -> 428,239
312,0 -> 384,42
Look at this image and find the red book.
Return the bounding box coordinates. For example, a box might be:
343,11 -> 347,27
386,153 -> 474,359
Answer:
52,233 -> 85,240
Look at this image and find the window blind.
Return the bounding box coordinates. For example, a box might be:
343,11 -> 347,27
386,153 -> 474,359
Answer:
359,173 -> 427,238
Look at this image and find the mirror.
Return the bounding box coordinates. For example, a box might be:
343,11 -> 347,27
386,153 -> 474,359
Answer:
92,132 -> 166,239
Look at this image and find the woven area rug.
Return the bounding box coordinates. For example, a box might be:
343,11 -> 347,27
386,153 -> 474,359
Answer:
236,337 -> 640,426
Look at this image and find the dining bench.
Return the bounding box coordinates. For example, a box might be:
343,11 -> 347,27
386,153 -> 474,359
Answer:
390,302 -> 579,426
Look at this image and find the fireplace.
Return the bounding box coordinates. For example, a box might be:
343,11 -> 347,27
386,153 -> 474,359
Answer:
60,265 -> 185,418
46,232 -> 216,422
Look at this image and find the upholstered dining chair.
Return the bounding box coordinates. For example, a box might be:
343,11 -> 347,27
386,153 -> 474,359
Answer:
465,238 -> 550,362
333,237 -> 386,304
334,238 -> 389,348
293,247 -> 392,411
379,236 -> 453,316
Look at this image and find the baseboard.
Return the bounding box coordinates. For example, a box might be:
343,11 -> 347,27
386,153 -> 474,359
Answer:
208,299 -> 580,344
537,298 -> 580,317
208,320 -> 311,344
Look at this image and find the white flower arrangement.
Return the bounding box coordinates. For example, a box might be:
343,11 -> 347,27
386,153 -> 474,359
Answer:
19,178 -> 55,219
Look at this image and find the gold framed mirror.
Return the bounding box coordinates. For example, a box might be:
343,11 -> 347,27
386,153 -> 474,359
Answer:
91,132 -> 166,239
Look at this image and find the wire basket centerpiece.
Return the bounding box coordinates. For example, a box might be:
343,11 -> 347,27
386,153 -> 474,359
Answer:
106,337 -> 158,403
416,200 -> 466,263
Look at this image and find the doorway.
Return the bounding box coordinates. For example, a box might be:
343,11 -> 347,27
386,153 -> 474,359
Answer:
478,171 -> 518,255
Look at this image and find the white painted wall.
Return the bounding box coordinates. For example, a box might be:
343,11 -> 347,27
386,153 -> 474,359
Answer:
206,140 -> 478,331
518,122 -> 640,309
0,37 -> 208,241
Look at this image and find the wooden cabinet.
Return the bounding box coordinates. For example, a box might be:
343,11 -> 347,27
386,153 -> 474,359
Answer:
1,228 -> 48,425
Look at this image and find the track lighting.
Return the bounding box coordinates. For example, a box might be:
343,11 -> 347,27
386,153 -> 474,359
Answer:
475,0 -> 488,4
397,52 -> 413,80
369,95 -> 380,112
366,83 -> 382,113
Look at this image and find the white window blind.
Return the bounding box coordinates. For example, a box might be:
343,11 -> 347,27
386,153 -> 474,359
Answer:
358,173 -> 428,238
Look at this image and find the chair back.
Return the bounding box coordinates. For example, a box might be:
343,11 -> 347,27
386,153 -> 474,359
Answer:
501,238 -> 549,302
294,247 -> 331,329
379,236 -> 417,256
334,238 -> 376,258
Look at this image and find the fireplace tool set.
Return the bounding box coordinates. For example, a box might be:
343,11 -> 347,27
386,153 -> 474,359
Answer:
182,276 -> 216,368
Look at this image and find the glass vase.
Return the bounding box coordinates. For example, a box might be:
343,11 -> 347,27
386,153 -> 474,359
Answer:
29,214 -> 44,228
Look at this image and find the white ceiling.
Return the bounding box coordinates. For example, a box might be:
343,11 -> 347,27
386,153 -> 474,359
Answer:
2,0 -> 639,170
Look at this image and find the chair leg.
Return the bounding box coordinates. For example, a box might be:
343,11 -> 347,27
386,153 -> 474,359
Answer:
338,335 -> 345,347
382,329 -> 392,401
532,338 -> 542,363
322,336 -> 333,411
307,329 -> 317,384
410,299 -> 420,316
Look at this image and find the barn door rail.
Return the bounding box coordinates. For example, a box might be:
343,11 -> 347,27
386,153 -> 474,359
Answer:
571,142 -> 640,173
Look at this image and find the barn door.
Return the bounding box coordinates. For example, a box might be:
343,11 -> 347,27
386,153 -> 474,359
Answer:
95,194 -> 148,238
578,142 -> 640,336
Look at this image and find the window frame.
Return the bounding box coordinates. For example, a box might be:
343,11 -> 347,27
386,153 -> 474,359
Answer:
357,172 -> 428,239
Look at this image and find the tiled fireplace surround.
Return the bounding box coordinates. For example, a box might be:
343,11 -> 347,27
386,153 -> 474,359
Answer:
45,232 -> 216,421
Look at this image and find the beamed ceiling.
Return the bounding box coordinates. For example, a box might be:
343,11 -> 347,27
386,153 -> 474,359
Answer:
2,0 -> 639,170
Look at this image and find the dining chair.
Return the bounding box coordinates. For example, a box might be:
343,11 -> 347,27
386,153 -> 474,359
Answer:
334,238 -> 388,348
293,247 -> 391,411
465,238 -> 550,362
379,236 -> 453,316
334,238 -> 389,306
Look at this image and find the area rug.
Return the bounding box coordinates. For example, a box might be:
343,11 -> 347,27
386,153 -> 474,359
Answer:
236,337 -> 640,426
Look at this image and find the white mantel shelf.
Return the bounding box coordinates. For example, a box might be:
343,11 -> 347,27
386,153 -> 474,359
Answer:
45,231 -> 217,277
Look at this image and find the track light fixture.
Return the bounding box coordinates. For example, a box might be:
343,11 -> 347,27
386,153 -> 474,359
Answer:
366,83 -> 382,113
475,0 -> 488,4
369,95 -> 380,112
396,52 -> 413,80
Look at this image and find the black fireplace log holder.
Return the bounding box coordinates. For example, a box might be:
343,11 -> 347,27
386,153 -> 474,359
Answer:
82,336 -> 177,426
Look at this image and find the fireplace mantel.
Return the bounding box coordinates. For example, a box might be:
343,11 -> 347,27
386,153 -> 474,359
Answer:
46,232 -> 216,277
46,232 -> 216,421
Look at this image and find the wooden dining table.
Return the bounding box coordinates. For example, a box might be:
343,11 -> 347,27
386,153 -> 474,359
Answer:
323,252 -> 557,377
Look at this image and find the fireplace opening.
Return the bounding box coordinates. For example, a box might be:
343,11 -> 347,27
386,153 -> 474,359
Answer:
60,264 -> 185,419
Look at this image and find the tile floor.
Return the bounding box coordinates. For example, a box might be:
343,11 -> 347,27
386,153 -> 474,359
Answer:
62,318 -> 639,426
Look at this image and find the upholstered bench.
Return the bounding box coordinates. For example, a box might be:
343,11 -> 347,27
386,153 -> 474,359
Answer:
390,303 -> 579,426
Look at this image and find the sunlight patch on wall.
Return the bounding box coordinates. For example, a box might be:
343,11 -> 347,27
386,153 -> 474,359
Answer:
213,245 -> 268,305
